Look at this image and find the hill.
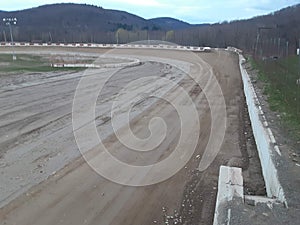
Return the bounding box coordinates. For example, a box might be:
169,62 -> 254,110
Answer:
0,3 -> 299,54
0,3 -> 155,42
0,3 -> 154,31
191,4 -> 300,53
0,3 -> 194,43
148,17 -> 192,30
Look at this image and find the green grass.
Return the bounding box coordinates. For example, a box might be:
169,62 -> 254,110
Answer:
250,56 -> 300,140
0,54 -> 85,73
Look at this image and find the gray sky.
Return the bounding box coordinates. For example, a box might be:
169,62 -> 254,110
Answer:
1,0 -> 300,23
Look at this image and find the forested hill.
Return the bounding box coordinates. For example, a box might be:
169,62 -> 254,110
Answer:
148,17 -> 193,30
0,3 -> 299,54
166,4 -> 300,54
0,3 -> 195,43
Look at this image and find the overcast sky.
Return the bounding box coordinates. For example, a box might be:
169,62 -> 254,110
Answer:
1,0 -> 299,23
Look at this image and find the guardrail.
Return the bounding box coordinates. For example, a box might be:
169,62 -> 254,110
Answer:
0,42 -> 212,52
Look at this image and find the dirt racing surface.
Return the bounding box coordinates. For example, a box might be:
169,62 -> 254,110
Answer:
0,47 -> 264,225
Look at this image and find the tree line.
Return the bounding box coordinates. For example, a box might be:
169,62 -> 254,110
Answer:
1,4 -> 299,56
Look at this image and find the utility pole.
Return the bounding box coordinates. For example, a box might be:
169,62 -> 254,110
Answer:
3,30 -> 7,42
48,32 -> 53,43
254,26 -> 273,58
286,41 -> 289,57
298,39 -> 300,115
3,17 -> 17,60
116,31 -> 119,44
277,37 -> 281,57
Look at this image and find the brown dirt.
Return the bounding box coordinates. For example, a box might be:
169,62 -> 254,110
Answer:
0,48 -> 266,225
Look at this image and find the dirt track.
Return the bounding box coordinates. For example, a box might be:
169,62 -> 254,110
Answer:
0,47 -> 263,224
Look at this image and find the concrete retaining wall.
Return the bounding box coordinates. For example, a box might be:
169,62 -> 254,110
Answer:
239,55 -> 286,204
52,57 -> 141,68
213,166 -> 244,225
0,42 -> 211,52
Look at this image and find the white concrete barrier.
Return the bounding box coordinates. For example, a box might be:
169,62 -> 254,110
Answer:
0,42 -> 210,52
239,55 -> 286,204
51,57 -> 141,69
213,166 -> 244,225
226,46 -> 243,54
